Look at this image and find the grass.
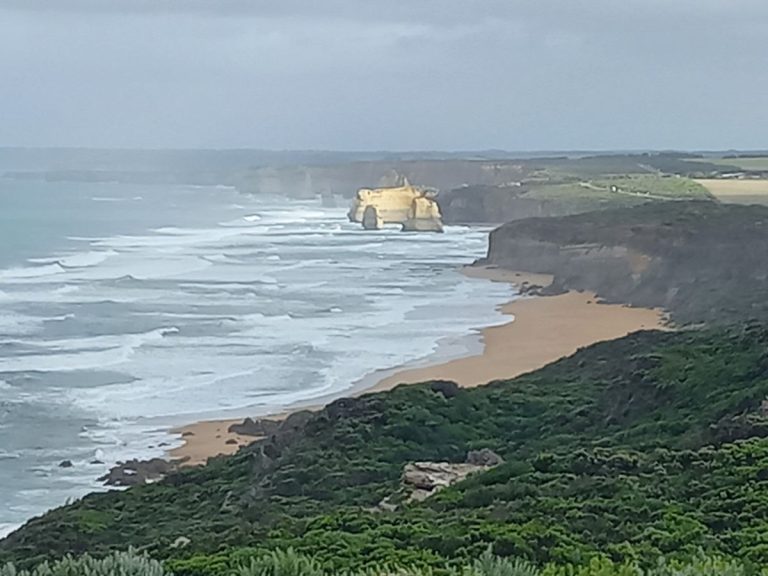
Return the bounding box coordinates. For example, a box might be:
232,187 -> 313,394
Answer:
590,175 -> 713,200
690,156 -> 768,171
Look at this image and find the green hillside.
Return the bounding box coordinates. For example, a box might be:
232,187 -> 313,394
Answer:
3,326 -> 768,572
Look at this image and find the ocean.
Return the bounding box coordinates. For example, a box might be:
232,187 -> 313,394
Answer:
0,179 -> 513,536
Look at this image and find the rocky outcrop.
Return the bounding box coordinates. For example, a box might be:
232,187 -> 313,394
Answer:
466,448 -> 505,467
99,458 -> 178,487
480,202 -> 768,326
348,179 -> 443,232
401,196 -> 444,232
403,462 -> 484,502
228,417 -> 281,437
379,450 -> 504,508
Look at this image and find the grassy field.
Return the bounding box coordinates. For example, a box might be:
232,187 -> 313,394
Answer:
691,156 -> 768,171
591,175 -> 713,200
695,178 -> 768,205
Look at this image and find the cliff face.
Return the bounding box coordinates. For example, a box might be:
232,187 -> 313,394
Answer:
482,202 -> 768,325
439,185 -> 571,223
237,161 -> 533,198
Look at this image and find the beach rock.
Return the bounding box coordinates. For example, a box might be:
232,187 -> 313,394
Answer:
402,461 -> 485,498
228,417 -> 280,437
466,448 -> 504,467
281,410 -> 314,433
430,380 -> 460,399
58,460 -> 73,468
99,458 -> 177,487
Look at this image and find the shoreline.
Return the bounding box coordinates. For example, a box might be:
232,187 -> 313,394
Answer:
169,266 -> 668,466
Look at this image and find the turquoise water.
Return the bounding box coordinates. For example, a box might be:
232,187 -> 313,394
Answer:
0,178 -> 513,536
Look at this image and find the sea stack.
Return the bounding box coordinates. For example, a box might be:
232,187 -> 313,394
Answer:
348,177 -> 444,232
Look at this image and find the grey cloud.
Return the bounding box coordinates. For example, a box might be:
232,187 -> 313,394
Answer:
0,1 -> 767,149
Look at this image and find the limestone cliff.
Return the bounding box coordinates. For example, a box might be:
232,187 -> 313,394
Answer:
480,202 -> 768,326
348,180 -> 443,232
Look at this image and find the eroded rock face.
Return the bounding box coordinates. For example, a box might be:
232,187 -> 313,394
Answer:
466,448 -> 505,467
402,196 -> 444,232
480,202 -> 768,325
348,180 -> 443,232
403,462 -> 485,501
99,458 -> 177,487
362,205 -> 383,230
386,450 -> 504,505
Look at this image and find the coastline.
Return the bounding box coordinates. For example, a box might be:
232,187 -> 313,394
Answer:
169,266 -> 668,466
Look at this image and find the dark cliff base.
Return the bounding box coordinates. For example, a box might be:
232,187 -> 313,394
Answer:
480,201 -> 768,326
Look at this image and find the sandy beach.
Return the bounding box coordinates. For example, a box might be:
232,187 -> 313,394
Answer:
170,267 -> 668,465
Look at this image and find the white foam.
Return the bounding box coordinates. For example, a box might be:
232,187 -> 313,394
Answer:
0,523 -> 20,539
0,313 -> 43,335
0,262 -> 64,281
58,250 -> 118,268
0,327 -> 179,373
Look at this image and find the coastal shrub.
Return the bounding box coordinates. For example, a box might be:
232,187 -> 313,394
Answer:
238,549 -> 322,576
5,549 -> 765,576
0,550 -> 169,576
6,327 -> 768,569
470,548 -> 539,576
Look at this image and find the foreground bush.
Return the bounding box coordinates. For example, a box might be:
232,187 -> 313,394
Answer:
0,550 -> 167,576
5,548 -> 761,576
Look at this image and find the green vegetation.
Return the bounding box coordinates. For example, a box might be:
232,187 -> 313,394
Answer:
3,548 -> 767,576
0,550 -> 167,576
533,153 -> 739,179
523,183 -> 645,208
590,175 -> 712,200
691,156 -> 768,172
4,327 -> 768,572
439,163 -> 718,225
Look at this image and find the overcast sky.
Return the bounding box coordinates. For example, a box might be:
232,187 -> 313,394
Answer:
1,0 -> 766,150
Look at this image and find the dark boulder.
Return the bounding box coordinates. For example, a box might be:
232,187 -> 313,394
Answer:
99,458 -> 177,487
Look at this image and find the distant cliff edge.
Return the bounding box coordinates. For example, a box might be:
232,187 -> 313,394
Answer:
478,201 -> 768,325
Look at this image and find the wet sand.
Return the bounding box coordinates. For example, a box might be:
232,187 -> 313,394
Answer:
170,267 -> 668,466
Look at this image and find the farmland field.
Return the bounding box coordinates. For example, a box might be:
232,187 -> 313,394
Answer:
695,178 -> 768,204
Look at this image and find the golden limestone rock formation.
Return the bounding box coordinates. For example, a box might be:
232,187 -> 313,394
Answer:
348,178 -> 444,232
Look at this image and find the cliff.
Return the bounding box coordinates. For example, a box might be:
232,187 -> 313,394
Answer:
481,201 -> 768,325
439,177 -> 714,224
